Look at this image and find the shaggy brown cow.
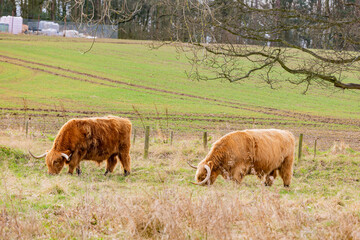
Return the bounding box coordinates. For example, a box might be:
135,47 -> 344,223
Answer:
188,129 -> 295,187
29,116 -> 132,176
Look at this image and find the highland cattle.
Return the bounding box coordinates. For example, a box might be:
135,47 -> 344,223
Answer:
29,116 -> 132,176
188,129 -> 295,187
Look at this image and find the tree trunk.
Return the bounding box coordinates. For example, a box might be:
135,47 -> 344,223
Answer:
325,0 -> 330,16
0,0 -> 3,16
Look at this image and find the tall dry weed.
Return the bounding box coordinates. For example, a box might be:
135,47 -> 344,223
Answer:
2,186 -> 359,239
331,141 -> 351,155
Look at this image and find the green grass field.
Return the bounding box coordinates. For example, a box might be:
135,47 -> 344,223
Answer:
0,35 -> 359,117
1,34 -> 359,150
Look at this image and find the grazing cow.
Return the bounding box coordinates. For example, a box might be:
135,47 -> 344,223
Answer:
188,129 -> 295,187
29,116 -> 132,176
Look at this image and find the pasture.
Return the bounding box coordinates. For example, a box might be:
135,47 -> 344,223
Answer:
1,34 -> 360,149
1,134 -> 360,239
0,34 -> 360,239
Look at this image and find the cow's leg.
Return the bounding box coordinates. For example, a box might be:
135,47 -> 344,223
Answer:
255,170 -> 267,182
118,146 -> 131,176
76,165 -> 82,176
232,166 -> 247,184
233,174 -> 244,184
265,170 -> 278,186
279,155 -> 294,187
68,150 -> 83,175
68,161 -> 77,175
105,154 -> 118,176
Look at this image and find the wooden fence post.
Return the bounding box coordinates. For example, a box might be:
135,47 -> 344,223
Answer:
170,131 -> 173,145
132,128 -> 136,145
313,138 -> 318,160
203,131 -> 208,150
25,118 -> 29,138
144,126 -> 150,159
298,133 -> 303,161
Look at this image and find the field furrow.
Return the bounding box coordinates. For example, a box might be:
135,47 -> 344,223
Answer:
1,54 -> 359,129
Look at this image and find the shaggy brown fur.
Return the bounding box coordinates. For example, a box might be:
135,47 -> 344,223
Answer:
194,129 -> 295,187
41,116 -> 131,175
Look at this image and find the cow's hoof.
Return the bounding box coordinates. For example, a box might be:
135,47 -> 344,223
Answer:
68,172 -> 73,175
104,170 -> 109,176
76,168 -> 82,176
124,170 -> 130,177
284,184 -> 290,188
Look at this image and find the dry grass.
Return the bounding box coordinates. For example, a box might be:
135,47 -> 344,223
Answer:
0,129 -> 51,153
330,141 -> 351,155
1,130 -> 360,239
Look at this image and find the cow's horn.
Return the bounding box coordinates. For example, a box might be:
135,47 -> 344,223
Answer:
187,161 -> 197,169
61,153 -> 71,161
29,151 -> 47,159
192,165 -> 211,185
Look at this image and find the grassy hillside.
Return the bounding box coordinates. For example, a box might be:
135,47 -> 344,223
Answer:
1,35 -> 359,116
0,34 -> 359,150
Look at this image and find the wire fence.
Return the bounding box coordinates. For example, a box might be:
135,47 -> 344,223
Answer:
22,18 -> 118,39
0,112 -> 358,153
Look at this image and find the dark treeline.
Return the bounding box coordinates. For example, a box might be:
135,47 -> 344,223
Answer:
0,0 -> 172,40
208,0 -> 360,51
0,0 -> 359,49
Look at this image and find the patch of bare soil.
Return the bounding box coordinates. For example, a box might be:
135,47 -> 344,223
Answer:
0,107 -> 336,129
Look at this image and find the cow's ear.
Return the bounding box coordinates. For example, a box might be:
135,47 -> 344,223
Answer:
208,161 -> 214,170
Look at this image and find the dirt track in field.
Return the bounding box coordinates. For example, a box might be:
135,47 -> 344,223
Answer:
1,54 -> 360,129
0,106 -> 318,128
1,112 -> 359,151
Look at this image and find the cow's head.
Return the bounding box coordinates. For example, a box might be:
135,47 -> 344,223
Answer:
188,161 -> 219,186
29,150 -> 71,175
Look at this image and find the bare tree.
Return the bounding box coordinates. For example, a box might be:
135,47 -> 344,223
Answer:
66,0 -> 141,26
63,0 -> 142,53
161,0 -> 360,92
16,0 -> 360,91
